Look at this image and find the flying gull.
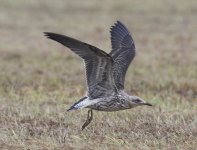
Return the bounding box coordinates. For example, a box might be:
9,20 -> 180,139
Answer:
44,21 -> 152,130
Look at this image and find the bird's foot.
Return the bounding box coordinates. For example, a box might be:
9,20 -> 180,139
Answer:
81,109 -> 93,130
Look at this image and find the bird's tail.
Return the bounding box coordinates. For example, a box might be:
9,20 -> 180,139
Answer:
67,96 -> 88,111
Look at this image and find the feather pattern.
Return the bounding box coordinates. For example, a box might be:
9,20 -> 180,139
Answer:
110,21 -> 136,90
44,32 -> 116,99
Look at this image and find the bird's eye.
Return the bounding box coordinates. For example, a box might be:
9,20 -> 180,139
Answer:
134,99 -> 141,103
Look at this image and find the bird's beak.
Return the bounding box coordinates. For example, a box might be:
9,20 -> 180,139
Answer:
144,103 -> 152,106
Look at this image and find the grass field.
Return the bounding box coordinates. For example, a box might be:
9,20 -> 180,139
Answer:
0,0 -> 197,149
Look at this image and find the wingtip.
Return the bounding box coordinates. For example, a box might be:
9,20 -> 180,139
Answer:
116,20 -> 126,28
43,32 -> 51,38
43,32 -> 49,38
115,20 -> 123,26
116,20 -> 121,24
110,20 -> 124,30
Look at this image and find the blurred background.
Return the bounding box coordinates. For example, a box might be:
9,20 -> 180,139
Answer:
0,0 -> 196,149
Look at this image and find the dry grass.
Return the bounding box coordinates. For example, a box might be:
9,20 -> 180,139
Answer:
0,0 -> 197,149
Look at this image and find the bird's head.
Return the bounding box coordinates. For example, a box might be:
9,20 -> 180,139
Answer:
128,96 -> 152,107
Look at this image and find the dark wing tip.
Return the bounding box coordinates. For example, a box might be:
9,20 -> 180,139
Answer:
43,32 -> 56,40
116,20 -> 125,26
113,21 -> 130,32
43,32 -> 49,37
110,21 -> 134,50
43,32 -> 68,46
115,20 -> 124,27
110,20 -> 127,31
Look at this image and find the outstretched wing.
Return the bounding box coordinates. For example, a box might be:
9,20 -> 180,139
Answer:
110,21 -> 136,90
44,32 -> 116,99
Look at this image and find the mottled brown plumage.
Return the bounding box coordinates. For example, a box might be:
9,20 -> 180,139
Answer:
44,21 -> 152,130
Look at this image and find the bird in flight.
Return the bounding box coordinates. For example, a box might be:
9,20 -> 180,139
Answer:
44,21 -> 152,130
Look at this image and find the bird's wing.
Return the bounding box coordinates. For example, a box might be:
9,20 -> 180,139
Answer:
44,32 -> 117,99
109,21 -> 136,90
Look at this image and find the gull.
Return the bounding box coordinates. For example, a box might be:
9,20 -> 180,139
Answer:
44,21 -> 152,130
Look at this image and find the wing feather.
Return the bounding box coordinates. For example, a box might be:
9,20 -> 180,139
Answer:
44,32 -> 116,98
110,21 -> 136,90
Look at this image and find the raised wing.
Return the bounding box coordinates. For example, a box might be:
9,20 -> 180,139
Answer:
44,32 -> 116,99
110,21 -> 136,90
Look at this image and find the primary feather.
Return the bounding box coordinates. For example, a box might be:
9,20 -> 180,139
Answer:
110,21 -> 136,90
44,32 -> 117,99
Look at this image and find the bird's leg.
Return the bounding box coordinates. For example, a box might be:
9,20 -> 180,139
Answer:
81,109 -> 93,130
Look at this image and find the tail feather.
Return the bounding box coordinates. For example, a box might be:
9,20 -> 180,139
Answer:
67,96 -> 87,111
